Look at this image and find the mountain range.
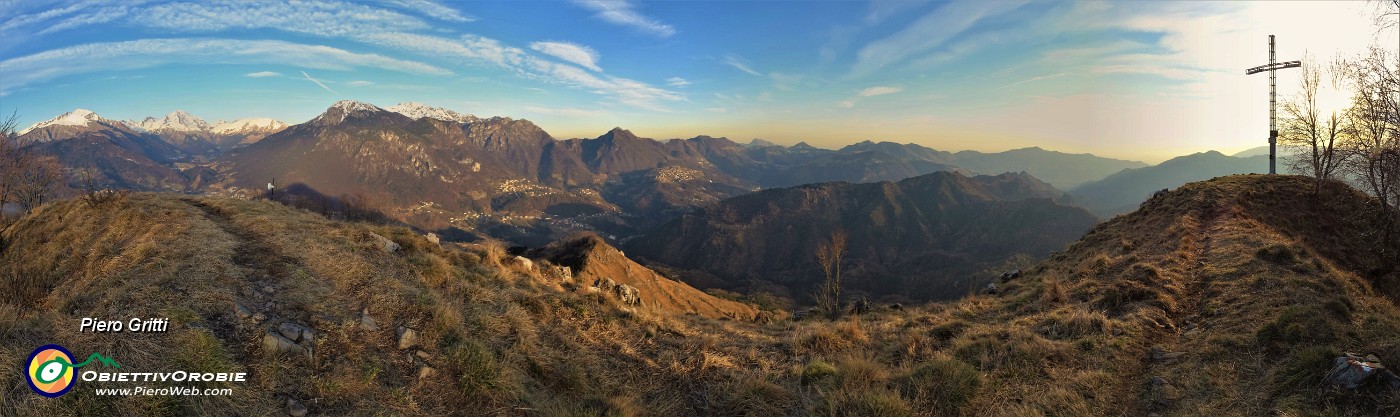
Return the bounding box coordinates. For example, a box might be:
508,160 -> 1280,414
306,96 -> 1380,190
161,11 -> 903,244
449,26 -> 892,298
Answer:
16,101 -> 1143,234
11,101 -> 1276,304
627,171 -> 1097,302
1070,151 -> 1270,217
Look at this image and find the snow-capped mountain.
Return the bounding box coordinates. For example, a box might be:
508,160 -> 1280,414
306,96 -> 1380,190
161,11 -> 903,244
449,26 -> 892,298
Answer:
18,109 -> 116,136
211,118 -> 288,135
120,111 -> 288,153
126,110 -> 210,133
387,102 -> 479,124
314,100 -> 387,125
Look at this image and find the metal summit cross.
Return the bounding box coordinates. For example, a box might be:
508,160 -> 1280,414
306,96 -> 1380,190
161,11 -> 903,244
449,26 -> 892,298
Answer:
1245,35 -> 1301,175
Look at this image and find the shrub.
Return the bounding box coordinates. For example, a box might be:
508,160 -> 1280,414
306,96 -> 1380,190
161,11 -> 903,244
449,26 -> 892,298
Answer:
1256,244 -> 1297,265
802,360 -> 839,386
714,376 -> 797,416
1268,346 -> 1337,399
816,388 -> 913,417
1255,306 -> 1335,354
449,339 -> 499,398
952,328 -> 1054,377
896,355 -> 981,416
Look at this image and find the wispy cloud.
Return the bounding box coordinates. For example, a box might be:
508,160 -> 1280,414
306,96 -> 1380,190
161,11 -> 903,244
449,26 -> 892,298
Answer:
705,107 -> 727,113
865,0 -> 933,25
569,0 -> 676,37
723,54 -> 762,76
522,106 -> 609,118
530,41 -> 601,71
347,80 -> 375,86
301,71 -> 339,94
0,38 -> 452,95
364,32 -> 681,109
360,32 -> 527,68
246,71 -> 282,78
0,0 -> 682,111
9,1 -> 432,40
998,73 -> 1069,89
666,77 -> 690,87
837,100 -> 856,108
850,1 -> 1026,78
858,86 -> 903,97
379,0 -> 476,23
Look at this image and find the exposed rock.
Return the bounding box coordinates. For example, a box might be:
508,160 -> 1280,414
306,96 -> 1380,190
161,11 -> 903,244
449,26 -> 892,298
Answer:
286,398 -> 308,417
234,303 -> 252,319
999,269 -> 1023,282
848,298 -> 871,315
370,232 -> 400,253
1146,376 -> 1177,409
984,282 -> 998,295
753,310 -> 777,324
549,265 -> 573,280
359,309 -> 379,332
593,277 -> 617,292
614,283 -> 642,306
793,307 -> 823,321
425,232 -> 440,246
262,330 -> 310,358
277,322 -> 315,343
415,350 -> 432,361
529,233 -> 759,320
1150,347 -> 1186,364
252,312 -> 266,323
397,326 -> 420,350
889,303 -> 903,311
509,256 -> 534,270
418,365 -> 435,379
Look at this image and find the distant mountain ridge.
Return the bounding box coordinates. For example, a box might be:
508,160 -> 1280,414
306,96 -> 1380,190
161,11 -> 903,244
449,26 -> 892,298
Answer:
626,171 -> 1097,302
1071,151 -> 1269,217
19,101 -> 1137,245
124,110 -> 288,153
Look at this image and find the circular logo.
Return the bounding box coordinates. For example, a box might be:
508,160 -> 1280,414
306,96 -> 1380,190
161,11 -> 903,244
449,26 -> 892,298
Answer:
26,344 -> 76,398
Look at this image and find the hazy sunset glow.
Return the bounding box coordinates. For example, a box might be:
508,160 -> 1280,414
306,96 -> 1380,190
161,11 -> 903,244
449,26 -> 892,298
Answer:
2,1 -> 1396,162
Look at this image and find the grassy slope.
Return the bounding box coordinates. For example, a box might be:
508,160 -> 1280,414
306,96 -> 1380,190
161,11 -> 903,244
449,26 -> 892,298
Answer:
1,174 -> 1398,416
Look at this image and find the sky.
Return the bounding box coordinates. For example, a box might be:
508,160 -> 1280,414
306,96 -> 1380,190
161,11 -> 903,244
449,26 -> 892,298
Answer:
2,0 -> 1398,162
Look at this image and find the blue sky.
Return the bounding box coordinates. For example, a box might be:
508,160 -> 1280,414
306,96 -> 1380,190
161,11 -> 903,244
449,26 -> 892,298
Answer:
1,1 -> 1395,161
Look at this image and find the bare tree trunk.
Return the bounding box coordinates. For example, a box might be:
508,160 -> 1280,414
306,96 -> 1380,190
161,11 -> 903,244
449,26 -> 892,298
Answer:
815,229 -> 848,320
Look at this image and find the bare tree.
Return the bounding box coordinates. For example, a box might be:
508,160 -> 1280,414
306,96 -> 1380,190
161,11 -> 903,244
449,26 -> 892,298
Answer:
1281,56 -> 1353,192
14,156 -> 62,213
814,229 -> 848,320
79,169 -> 129,208
0,112 -> 21,217
0,112 -> 36,252
1344,48 -> 1400,209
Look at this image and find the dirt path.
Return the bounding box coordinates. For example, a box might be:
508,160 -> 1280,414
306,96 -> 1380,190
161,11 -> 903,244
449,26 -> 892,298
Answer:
181,198 -> 306,358
1134,192 -> 1232,415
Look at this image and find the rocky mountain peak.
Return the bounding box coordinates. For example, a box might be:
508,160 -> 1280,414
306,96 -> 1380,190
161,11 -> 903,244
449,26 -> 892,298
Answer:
210,118 -> 289,134
315,100 -> 385,124
386,102 -> 479,124
19,108 -> 110,135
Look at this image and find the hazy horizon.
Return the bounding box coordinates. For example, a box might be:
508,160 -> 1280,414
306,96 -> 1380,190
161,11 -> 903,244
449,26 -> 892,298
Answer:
3,0 -> 1395,162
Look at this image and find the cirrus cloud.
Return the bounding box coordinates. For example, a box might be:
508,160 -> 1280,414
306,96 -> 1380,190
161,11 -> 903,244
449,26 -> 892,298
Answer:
530,41 -> 601,72
0,38 -> 453,95
569,0 -> 676,37
858,86 -> 903,97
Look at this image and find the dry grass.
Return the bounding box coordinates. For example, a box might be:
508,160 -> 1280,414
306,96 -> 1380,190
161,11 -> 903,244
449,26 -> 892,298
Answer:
1,175 -> 1398,416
